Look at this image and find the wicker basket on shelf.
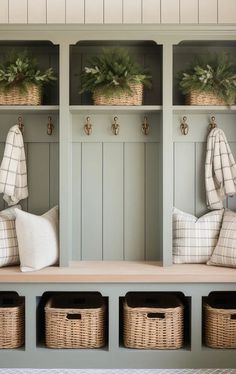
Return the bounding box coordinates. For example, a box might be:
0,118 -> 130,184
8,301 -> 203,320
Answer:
0,293 -> 25,349
186,90 -> 232,106
123,292 -> 184,350
0,84 -> 42,105
45,293 -> 107,349
204,293 -> 236,348
93,83 -> 143,106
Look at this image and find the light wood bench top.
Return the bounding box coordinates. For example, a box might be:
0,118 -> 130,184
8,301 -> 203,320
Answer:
0,261 -> 236,283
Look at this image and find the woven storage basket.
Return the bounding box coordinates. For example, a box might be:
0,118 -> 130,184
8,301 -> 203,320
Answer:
186,90 -> 231,106
93,83 -> 143,106
0,293 -> 24,349
45,293 -> 107,349
123,293 -> 184,349
0,84 -> 41,105
204,293 -> 236,349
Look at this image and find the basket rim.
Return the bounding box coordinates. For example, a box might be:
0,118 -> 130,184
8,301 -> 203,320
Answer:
123,299 -> 184,313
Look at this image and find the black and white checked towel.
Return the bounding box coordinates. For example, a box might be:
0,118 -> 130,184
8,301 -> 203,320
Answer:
0,125 -> 28,205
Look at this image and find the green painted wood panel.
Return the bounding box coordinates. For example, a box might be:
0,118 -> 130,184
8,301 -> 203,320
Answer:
145,142 -> 160,260
49,142 -> 59,208
124,142 -> 145,260
27,143 -> 50,214
174,142 -> 195,214
103,142 -> 124,260
82,142 -> 103,260
72,142 -> 81,260
195,142 -> 207,216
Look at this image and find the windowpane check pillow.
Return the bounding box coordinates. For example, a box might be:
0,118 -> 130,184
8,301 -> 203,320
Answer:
0,205 -> 21,267
207,209 -> 236,268
173,208 -> 224,264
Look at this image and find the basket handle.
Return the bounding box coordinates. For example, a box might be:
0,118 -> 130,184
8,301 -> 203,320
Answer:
147,312 -> 165,319
66,313 -> 81,320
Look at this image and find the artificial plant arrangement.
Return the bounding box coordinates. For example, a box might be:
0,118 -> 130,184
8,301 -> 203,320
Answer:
178,52 -> 236,105
80,48 -> 151,105
0,51 -> 57,105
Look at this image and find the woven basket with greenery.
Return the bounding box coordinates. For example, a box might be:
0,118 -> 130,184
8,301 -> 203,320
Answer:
178,52 -> 236,106
186,90 -> 232,106
93,83 -> 143,106
0,83 -> 41,105
0,52 -> 56,106
80,48 -> 151,106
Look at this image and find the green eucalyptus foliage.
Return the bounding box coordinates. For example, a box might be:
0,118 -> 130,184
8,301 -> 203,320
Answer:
0,51 -> 57,92
80,48 -> 151,97
178,52 -> 236,104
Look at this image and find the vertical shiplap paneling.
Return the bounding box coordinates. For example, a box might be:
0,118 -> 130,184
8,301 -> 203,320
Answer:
218,0 -> 236,23
124,143 -> 145,260
174,142 -> 195,214
49,143 -> 59,208
103,143 -> 123,260
0,143 -> 6,211
199,0 -> 218,23
28,0 -> 46,24
146,143 -> 160,260
195,142 -> 207,216
27,143 -> 50,214
47,0 -> 65,24
142,0 -> 160,24
161,0 -> 179,24
123,0 -> 142,24
66,0 -> 84,24
9,0 -> 27,23
72,143 -> 81,261
85,0 -> 103,24
227,142 -> 236,210
82,143 -> 102,260
180,0 -> 198,24
0,0 -> 8,23
104,0 -> 122,24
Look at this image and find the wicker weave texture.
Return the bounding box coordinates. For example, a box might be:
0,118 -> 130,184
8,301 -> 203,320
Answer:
45,299 -> 107,349
204,303 -> 236,349
0,84 -> 41,105
123,300 -> 184,349
0,297 -> 24,349
93,83 -> 143,105
186,90 -> 227,106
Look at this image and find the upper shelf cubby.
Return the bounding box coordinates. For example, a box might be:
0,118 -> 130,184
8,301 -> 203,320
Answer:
0,41 -> 59,106
173,41 -> 236,106
70,40 -> 162,106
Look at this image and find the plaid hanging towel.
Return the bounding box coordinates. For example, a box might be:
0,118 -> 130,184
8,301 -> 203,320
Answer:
0,125 -> 28,205
205,127 -> 236,210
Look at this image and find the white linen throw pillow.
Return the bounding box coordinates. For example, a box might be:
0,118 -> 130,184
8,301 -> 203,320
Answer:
15,206 -> 59,272
207,209 -> 236,268
0,204 -> 21,267
173,208 -> 224,264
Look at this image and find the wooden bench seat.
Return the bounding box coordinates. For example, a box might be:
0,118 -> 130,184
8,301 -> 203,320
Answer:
0,261 -> 235,283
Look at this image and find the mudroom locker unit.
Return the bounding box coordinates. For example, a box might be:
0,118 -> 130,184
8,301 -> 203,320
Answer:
0,23 -> 236,369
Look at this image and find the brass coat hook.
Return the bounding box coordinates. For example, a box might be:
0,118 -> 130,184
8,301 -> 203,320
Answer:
180,116 -> 189,135
84,116 -> 92,136
47,116 -> 54,135
209,116 -> 217,132
18,116 -> 24,133
112,116 -> 120,136
142,116 -> 150,135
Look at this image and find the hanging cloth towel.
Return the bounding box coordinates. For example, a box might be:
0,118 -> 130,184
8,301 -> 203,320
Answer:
0,125 -> 28,206
205,127 -> 236,210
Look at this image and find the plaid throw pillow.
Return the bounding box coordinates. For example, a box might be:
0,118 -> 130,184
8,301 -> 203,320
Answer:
207,209 -> 236,268
0,205 -> 21,267
173,208 -> 224,264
